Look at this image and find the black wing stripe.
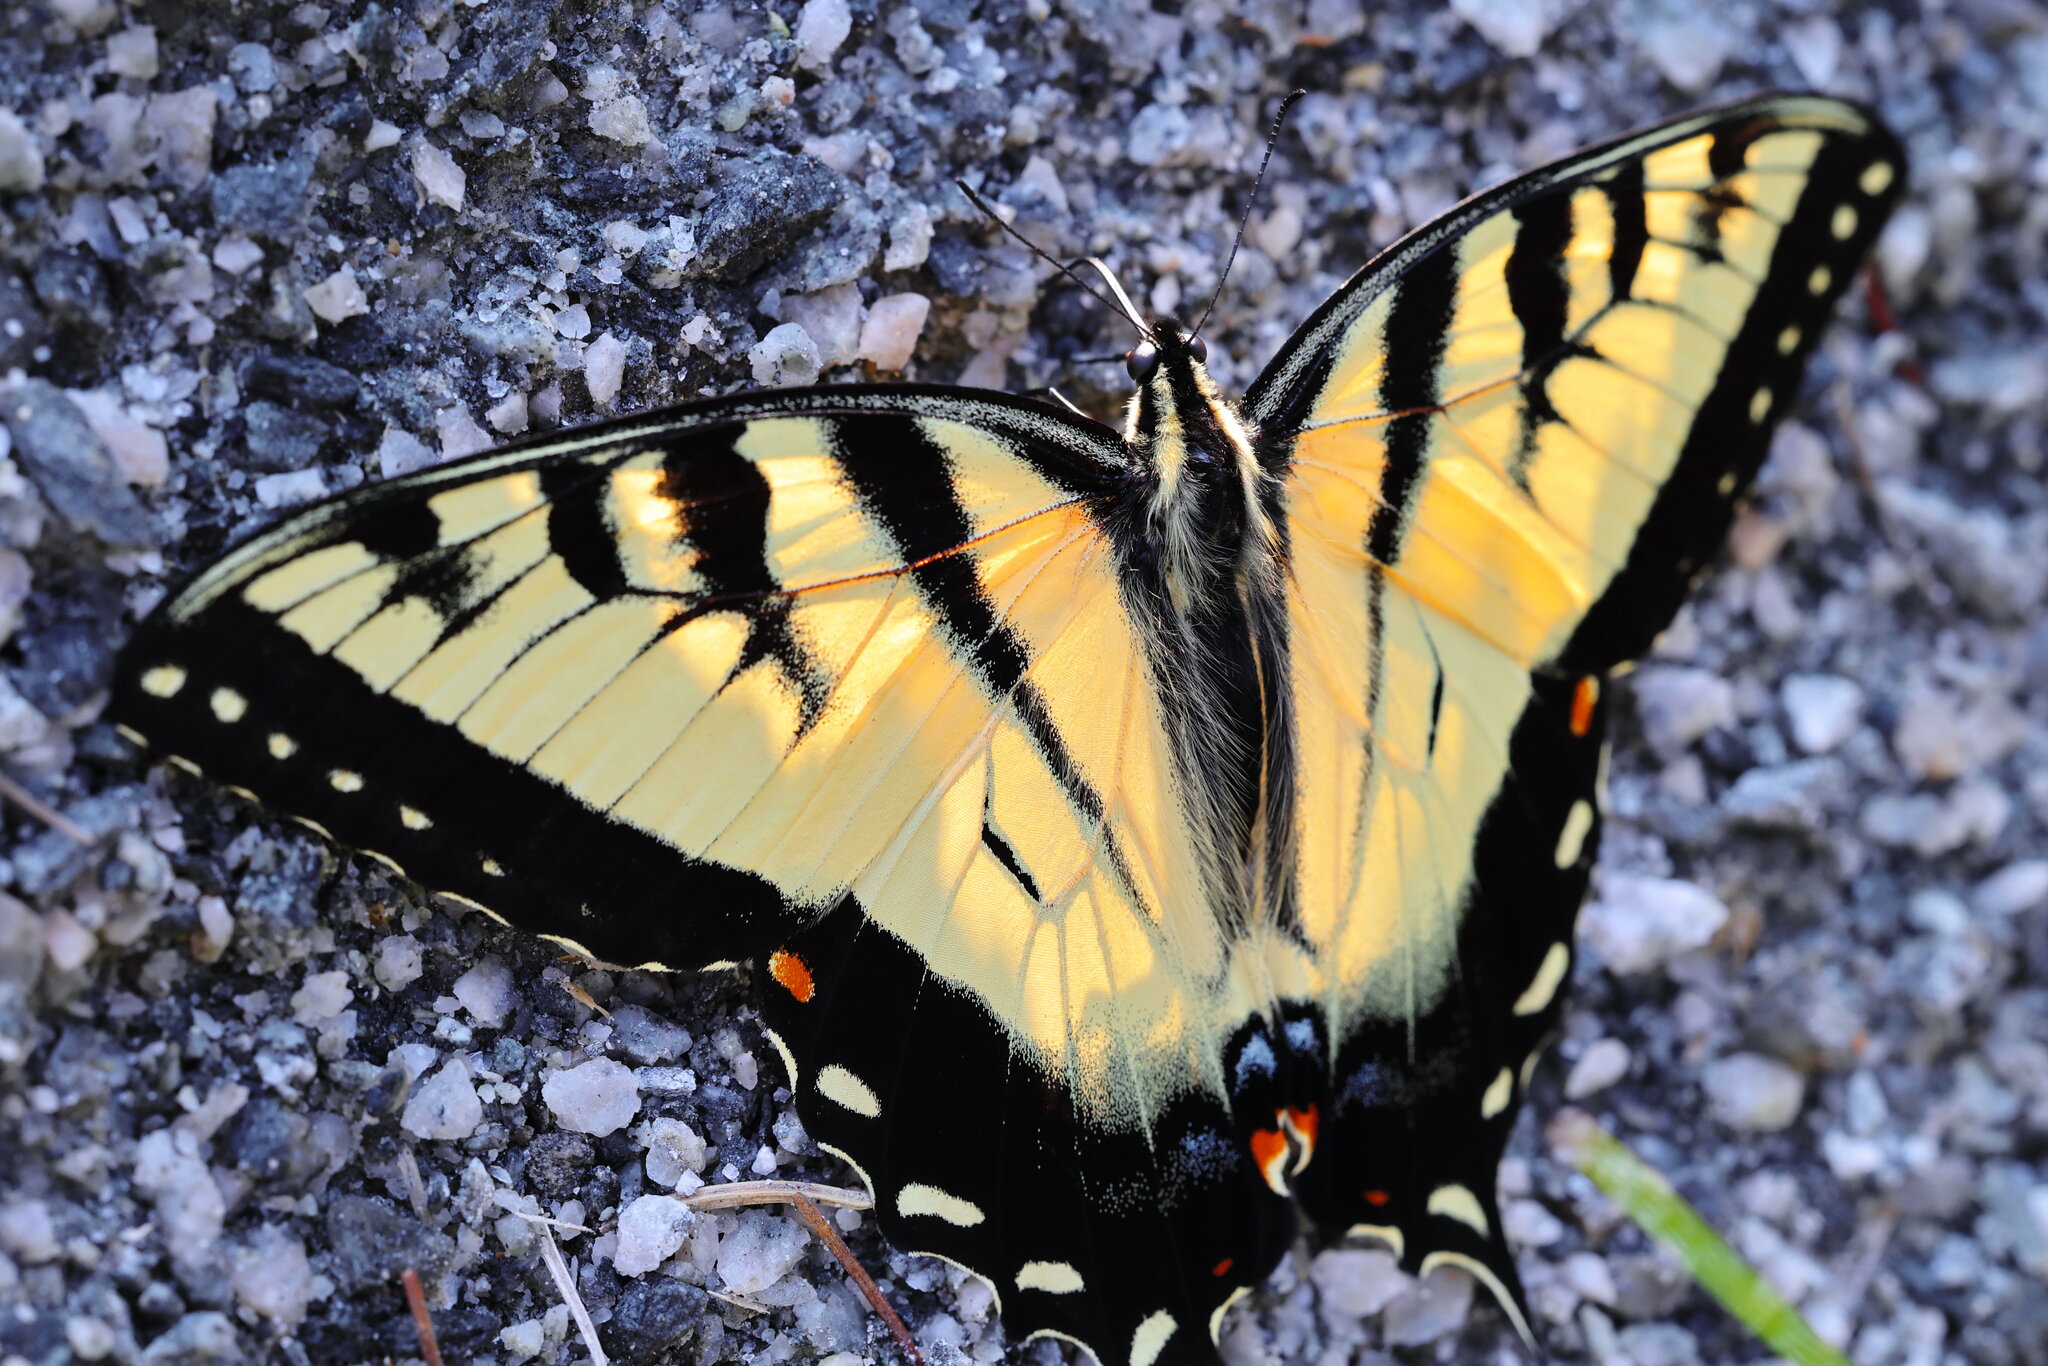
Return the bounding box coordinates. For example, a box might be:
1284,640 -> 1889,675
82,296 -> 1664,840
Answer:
1365,245 -> 1459,566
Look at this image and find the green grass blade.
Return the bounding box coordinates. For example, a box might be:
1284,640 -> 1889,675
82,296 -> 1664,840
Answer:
1546,1108 -> 1849,1366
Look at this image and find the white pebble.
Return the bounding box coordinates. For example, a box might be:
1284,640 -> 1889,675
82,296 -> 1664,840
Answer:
363,119 -> 402,152
588,94 -> 652,147
858,293 -> 930,371
499,1319 -> 546,1363
42,908 -> 95,972
613,1194 -> 695,1276
554,303 -> 592,340
1564,1038 -> 1632,1099
749,322 -> 822,387
211,234 -> 265,274
1581,872 -> 1729,974
376,424 -> 437,478
1310,1246 -> 1408,1318
794,0 -> 852,71
1975,860 -> 2048,918
225,1224 -> 313,1326
105,25 -> 159,78
884,204 -> 933,271
778,284 -> 863,367
642,1117 -> 709,1187
451,956 -> 514,1027
750,1144 -> 778,1176
402,1058 -> 483,1141
411,142 -> 466,211
1449,0 -> 1558,58
542,1057 -> 640,1137
304,267 -> 368,324
1632,666 -> 1735,757
0,108 -> 41,193
254,468 -> 327,508
1562,1251 -> 1616,1306
435,405 -> 492,460
486,392 -> 529,435
194,896 -> 234,960
1779,674 -> 1862,755
0,1200 -> 58,1263
1503,1198 -> 1565,1248
372,935 -> 423,991
289,969 -> 352,1023
584,332 -> 627,406
1700,1052 -> 1805,1133
717,1212 -> 808,1295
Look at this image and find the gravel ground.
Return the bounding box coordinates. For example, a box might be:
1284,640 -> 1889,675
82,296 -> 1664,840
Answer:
0,1 -> 2044,1364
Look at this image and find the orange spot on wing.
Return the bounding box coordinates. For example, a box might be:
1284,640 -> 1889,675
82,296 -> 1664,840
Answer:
1363,1188 -> 1391,1207
1249,1127 -> 1291,1196
1570,675 -> 1600,737
768,947 -> 814,1003
1211,1257 -> 1234,1277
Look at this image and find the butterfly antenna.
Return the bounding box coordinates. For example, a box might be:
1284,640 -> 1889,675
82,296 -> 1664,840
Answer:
1193,88 -> 1307,338
955,179 -> 1152,339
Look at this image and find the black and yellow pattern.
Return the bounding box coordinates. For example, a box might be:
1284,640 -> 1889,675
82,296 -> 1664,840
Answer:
112,95 -> 1900,1364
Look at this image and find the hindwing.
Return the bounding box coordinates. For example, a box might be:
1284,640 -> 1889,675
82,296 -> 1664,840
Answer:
1247,94 -> 1903,1323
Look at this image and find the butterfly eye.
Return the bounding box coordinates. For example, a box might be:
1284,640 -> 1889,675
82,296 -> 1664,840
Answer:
1126,344 -> 1160,384
1187,334 -> 1208,364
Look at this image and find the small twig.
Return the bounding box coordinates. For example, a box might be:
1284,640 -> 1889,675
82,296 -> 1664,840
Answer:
0,771 -> 92,845
535,1219 -> 610,1366
791,1193 -> 926,1366
705,1285 -> 777,1314
501,1205 -> 596,1236
400,1268 -> 445,1366
678,1179 -> 873,1213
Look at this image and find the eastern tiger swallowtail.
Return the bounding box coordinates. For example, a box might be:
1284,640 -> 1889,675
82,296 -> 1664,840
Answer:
110,94 -> 1900,1364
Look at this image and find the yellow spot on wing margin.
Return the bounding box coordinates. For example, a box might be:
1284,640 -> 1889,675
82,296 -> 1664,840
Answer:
816,1063 -> 880,1117
209,688 -> 247,722
1859,160 -> 1895,195
400,805 -> 432,830
1481,1066 -> 1513,1120
1016,1260 -> 1083,1294
329,769 -> 363,792
140,665 -> 187,698
268,732 -> 297,759
1512,942 -> 1570,1017
1426,1183 -> 1489,1235
897,1182 -> 984,1227
1130,1309 -> 1176,1366
763,1026 -> 799,1090
1554,799 -> 1594,868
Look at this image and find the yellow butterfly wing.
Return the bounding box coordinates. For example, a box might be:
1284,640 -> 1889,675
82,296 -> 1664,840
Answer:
1242,94 -> 1904,1323
113,385 -> 1293,1364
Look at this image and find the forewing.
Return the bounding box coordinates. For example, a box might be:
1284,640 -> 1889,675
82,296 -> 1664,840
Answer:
112,386 -> 1291,1365
1246,95 -> 1904,1323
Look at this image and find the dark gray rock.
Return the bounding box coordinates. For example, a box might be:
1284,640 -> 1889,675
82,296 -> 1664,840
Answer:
520,1131 -> 596,1199
0,270 -> 49,371
611,1003 -> 691,1064
241,352 -> 362,409
238,400 -> 330,471
693,153 -> 845,281
0,380 -> 153,544
606,1277 -> 708,1355
231,838 -> 330,928
222,1097 -> 317,1187
29,250 -> 111,332
322,1194 -> 454,1292
209,157 -> 315,242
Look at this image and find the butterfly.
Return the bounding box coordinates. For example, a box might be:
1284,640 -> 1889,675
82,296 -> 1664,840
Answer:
111,94 -> 1900,1364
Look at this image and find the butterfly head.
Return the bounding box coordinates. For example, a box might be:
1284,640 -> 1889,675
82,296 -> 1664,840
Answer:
1123,317 -> 1208,386
1123,317 -> 1273,612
